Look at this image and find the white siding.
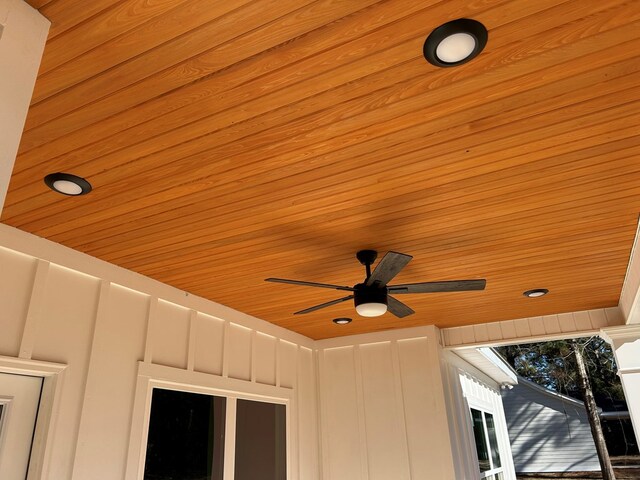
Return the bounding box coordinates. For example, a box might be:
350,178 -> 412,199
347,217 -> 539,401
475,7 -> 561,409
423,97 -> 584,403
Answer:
316,330 -> 458,480
0,243 -> 319,480
442,351 -> 517,480
502,380 -> 599,473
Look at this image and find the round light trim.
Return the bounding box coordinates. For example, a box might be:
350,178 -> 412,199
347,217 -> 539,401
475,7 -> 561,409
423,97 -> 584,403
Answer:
333,317 -> 352,325
523,288 -> 549,298
355,302 -> 388,317
44,173 -> 92,196
423,18 -> 488,67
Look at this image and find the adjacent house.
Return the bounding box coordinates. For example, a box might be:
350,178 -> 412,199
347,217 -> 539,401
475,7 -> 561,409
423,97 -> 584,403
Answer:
502,377 -> 600,473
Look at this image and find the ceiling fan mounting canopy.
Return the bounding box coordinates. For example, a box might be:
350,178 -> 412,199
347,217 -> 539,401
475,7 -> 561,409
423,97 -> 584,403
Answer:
265,249 -> 486,318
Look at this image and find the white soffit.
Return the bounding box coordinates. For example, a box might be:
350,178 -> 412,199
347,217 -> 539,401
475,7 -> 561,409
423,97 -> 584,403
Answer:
454,347 -> 517,386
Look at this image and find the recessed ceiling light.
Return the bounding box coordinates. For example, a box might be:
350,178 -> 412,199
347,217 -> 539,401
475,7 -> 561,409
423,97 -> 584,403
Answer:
523,288 -> 549,298
333,317 -> 352,325
44,173 -> 92,196
423,18 -> 488,67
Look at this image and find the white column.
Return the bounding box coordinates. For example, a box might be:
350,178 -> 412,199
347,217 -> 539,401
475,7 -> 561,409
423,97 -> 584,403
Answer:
0,0 -> 49,213
601,325 -> 640,441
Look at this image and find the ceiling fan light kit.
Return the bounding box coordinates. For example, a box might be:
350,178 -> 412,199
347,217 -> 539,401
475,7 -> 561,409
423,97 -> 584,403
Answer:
266,250 -> 486,319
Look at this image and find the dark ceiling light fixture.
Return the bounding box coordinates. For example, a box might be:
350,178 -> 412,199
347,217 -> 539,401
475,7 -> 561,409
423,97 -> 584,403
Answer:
44,172 -> 92,196
523,288 -> 549,298
423,18 -> 488,67
333,317 -> 352,325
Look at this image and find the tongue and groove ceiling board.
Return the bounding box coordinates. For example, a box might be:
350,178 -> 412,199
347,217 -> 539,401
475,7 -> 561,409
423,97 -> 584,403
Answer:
5,0 -> 640,339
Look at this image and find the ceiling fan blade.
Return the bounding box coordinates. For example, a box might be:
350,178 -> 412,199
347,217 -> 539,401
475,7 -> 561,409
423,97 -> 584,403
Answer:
365,251 -> 413,287
265,278 -> 354,291
387,296 -> 414,318
388,279 -> 486,294
294,295 -> 355,315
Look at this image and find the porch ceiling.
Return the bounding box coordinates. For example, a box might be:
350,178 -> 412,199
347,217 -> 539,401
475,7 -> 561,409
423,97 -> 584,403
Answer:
3,0 -> 640,339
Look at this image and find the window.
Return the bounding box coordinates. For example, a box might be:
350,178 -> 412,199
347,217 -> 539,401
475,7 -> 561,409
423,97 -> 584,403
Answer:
143,388 -> 287,480
470,408 -> 504,480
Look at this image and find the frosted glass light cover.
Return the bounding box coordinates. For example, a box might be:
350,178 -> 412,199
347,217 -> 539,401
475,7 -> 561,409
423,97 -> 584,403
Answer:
436,33 -> 476,63
355,302 -> 387,317
52,180 -> 84,195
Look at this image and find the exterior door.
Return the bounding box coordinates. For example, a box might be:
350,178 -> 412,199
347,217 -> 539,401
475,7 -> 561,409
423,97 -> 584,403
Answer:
0,372 -> 43,480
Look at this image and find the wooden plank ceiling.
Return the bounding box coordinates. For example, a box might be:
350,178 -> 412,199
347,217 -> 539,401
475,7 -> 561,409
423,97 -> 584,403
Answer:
4,0 -> 640,339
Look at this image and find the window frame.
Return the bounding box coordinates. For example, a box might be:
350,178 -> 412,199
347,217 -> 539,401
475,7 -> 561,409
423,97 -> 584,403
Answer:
468,406 -> 505,480
125,361 -> 294,480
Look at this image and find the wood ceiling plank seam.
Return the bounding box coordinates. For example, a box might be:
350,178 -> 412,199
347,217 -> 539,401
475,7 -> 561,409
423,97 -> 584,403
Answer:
10,31 -> 640,222
182,244 -> 635,294
40,0 -> 135,40
26,0 -> 382,124
62,202 -> 640,275
17,0 -> 456,156
38,0 -> 197,68
115,200 -> 633,274
67,141 -> 640,261
16,89 -> 640,244
31,15 -> 640,208
6,99 -> 640,256
117,185 -> 640,276
16,0 -> 604,148
187,274 -> 628,314
99,176 -> 638,272
33,0 -> 302,99
25,0 -> 57,9
28,59 -> 640,240
13,0 -> 564,166
90,211 -> 639,277
183,237 -> 640,286
107,177 -> 640,271
244,274 -> 628,311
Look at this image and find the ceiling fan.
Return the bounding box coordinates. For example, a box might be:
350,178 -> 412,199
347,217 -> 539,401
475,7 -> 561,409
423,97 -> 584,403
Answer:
265,250 -> 486,318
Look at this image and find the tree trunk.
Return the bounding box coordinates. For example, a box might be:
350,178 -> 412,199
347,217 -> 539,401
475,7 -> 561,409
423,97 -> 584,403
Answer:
572,339 -> 616,480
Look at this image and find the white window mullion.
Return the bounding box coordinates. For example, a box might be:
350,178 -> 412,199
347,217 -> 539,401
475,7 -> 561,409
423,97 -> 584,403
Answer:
223,397 -> 237,480
481,413 -> 494,472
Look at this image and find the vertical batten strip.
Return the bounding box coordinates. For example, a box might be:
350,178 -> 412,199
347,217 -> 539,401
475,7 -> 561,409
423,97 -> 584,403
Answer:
143,296 -> 158,363
222,321 -> 230,378
290,345 -> 300,480
187,310 -> 197,371
352,345 -> 370,480
71,279 -> 111,480
316,349 -> 329,480
390,340 -> 413,479
250,330 -> 256,383
275,338 -> 282,387
19,259 -> 50,359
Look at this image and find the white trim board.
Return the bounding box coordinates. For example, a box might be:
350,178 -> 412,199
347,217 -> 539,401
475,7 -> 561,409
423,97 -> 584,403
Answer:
619,218 -> 640,325
0,224 -> 313,349
442,307 -> 624,349
0,356 -> 67,480
125,361 -> 294,480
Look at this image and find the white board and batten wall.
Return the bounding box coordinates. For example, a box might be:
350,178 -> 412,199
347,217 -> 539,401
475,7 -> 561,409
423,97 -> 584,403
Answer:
1,224 -> 518,480
0,225 -> 319,480
316,327 -> 517,480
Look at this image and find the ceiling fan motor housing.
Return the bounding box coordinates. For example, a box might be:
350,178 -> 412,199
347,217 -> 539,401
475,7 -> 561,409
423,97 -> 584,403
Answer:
353,283 -> 388,308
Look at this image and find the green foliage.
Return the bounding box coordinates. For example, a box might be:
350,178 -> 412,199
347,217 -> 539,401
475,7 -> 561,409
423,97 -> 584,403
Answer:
496,337 -> 625,410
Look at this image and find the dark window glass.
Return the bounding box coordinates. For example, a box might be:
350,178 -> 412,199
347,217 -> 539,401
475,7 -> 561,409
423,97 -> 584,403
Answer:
485,413 -> 502,468
471,408 -> 490,472
143,388 -> 226,480
234,399 -> 286,480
